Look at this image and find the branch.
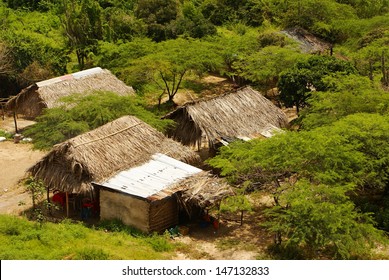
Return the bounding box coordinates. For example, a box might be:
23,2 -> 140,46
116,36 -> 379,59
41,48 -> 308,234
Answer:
159,71 -> 171,96
172,69 -> 187,96
0,44 -> 14,75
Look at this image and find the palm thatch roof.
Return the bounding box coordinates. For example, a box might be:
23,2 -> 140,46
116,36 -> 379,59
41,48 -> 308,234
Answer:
6,67 -> 135,119
176,172 -> 234,214
281,27 -> 332,54
28,115 -> 201,194
163,86 -> 289,148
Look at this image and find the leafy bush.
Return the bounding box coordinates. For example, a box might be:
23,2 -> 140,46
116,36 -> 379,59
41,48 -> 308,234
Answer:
97,219 -> 143,237
74,247 -> 110,260
0,129 -> 12,139
145,232 -> 174,252
264,180 -> 386,259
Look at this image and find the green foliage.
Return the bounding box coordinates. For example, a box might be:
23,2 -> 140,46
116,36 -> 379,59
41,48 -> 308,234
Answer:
24,92 -> 173,150
235,45 -> 303,89
121,38 -> 222,102
145,232 -> 174,252
134,0 -> 180,41
172,0 -> 216,38
264,180 -> 385,259
210,112 -> 389,192
102,7 -> 146,42
301,75 -> 389,129
219,195 -> 253,213
0,129 -> 12,139
0,215 -> 173,259
74,247 -> 110,260
278,55 -> 357,113
0,7 -> 68,76
97,219 -> 144,236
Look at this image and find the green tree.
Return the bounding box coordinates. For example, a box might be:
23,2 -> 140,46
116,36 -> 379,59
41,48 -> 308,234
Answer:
172,1 -> 216,38
264,180 -> 385,259
134,0 -> 180,41
102,7 -> 146,42
300,74 -> 389,129
278,55 -> 357,114
0,42 -> 14,76
236,45 -> 303,90
62,0 -> 103,69
124,38 -> 222,103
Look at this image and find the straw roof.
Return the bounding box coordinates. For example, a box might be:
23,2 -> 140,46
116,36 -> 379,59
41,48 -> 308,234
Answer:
28,115 -> 201,194
164,86 -> 289,148
6,67 -> 135,119
281,27 -> 332,54
176,172 -> 234,213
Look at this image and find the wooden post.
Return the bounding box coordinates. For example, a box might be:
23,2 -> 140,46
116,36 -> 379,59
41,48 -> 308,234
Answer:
13,112 -> 18,134
1,104 -> 4,120
47,188 -> 51,214
65,192 -> 69,217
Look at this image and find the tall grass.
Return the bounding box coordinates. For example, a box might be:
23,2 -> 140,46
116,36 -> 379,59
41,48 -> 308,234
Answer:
0,215 -> 175,260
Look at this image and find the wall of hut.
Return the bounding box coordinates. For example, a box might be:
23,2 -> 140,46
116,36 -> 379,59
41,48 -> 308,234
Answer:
99,189 -> 150,233
149,197 -> 178,233
99,188 -> 179,233
16,90 -> 45,119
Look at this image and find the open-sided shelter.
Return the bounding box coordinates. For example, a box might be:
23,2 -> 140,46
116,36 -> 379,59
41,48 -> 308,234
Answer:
163,86 -> 289,151
6,67 -> 134,119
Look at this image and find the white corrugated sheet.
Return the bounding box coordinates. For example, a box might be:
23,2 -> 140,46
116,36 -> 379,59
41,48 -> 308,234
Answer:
98,153 -> 202,198
36,67 -> 103,87
260,124 -> 284,138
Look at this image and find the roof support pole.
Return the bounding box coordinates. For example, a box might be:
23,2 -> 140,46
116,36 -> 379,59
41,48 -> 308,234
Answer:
13,111 -> 18,134
46,188 -> 51,214
65,192 -> 69,217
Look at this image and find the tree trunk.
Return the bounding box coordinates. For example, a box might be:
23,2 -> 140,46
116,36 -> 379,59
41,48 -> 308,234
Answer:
382,51 -> 388,86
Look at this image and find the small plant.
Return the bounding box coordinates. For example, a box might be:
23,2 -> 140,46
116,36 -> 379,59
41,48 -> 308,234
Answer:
146,232 -> 174,252
24,176 -> 49,227
74,247 -> 110,260
0,129 -> 12,139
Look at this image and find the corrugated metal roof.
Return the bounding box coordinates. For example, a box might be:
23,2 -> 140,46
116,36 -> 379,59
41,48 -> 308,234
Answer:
98,153 -> 202,199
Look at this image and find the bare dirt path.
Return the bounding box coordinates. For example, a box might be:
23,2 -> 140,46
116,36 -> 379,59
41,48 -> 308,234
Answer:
0,140 -> 46,214
0,117 -> 46,214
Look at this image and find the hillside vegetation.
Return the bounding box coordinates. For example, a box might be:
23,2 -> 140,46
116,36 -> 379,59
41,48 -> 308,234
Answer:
0,0 -> 389,259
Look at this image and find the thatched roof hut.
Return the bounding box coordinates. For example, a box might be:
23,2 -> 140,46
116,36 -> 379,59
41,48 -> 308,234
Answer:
6,67 -> 135,119
28,115 -> 201,194
163,86 -> 289,149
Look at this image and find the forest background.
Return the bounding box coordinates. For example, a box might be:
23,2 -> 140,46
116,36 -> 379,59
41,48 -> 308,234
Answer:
1,0 -> 389,260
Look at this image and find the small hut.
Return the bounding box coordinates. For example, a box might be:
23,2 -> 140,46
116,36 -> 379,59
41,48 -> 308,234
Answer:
96,153 -> 232,233
28,116 -> 231,231
6,67 -> 134,119
163,86 -> 289,151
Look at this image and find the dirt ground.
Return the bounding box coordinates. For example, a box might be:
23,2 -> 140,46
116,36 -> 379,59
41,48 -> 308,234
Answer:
0,117 -> 46,214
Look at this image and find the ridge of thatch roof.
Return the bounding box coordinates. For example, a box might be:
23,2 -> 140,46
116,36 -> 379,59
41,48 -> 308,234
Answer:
163,86 -> 289,148
281,27 -> 332,54
28,115 -> 200,194
6,67 -> 135,119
